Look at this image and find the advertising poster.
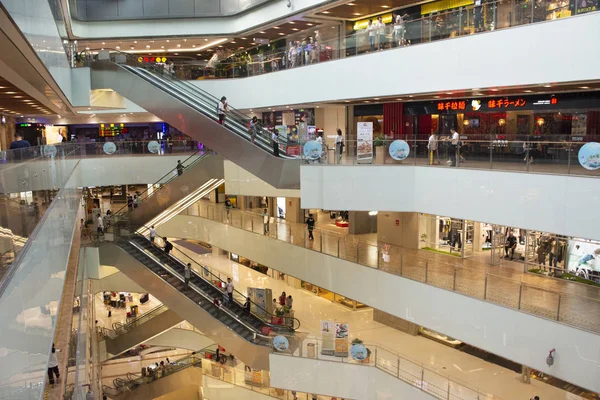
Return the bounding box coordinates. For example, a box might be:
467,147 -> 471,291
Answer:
307,125 -> 317,140
357,122 -> 373,162
566,239 -> 600,283
303,140 -> 323,161
388,140 -> 411,161
577,142 -> 600,170
247,287 -> 269,317
44,126 -> 65,144
320,320 -> 335,356
297,122 -> 308,143
334,322 -> 349,357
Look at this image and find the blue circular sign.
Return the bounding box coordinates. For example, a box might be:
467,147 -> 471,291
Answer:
303,140 -> 323,160
273,335 -> 289,352
148,140 -> 161,154
350,343 -> 368,361
103,142 -> 117,155
388,140 -> 410,161
578,142 -> 600,170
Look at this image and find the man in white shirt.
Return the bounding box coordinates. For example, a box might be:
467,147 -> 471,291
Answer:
450,129 -> 460,167
262,208 -> 270,234
376,16 -> 386,50
427,133 -> 440,165
226,278 -> 234,303
97,214 -> 104,234
367,20 -> 376,51
271,130 -> 279,157
149,225 -> 157,243
335,129 -> 344,164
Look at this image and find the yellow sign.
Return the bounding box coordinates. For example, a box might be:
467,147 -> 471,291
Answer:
353,13 -> 393,31
137,57 -> 143,63
421,0 -> 474,15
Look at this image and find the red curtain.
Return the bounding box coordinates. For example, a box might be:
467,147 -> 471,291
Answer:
383,102 -> 404,139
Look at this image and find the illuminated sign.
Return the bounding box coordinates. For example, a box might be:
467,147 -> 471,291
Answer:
533,98 -> 559,106
353,13 -> 393,30
487,98 -> 527,108
142,56 -> 168,63
436,101 -> 467,111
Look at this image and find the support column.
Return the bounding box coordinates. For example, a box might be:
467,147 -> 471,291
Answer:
212,246 -> 228,257
377,212 -> 419,249
348,211 -> 377,235
284,197 -> 302,223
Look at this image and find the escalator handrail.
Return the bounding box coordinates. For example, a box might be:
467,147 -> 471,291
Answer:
111,304 -> 168,332
112,149 -> 209,218
134,69 -> 296,160
163,240 -> 300,331
89,49 -> 296,159
121,66 -> 281,157
125,239 -> 271,341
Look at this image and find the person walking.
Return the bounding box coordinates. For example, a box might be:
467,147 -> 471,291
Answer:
262,208 -> 270,234
163,238 -> 173,254
450,129 -> 460,167
428,133 -> 440,165
47,344 -> 60,386
218,96 -> 228,125
335,129 -> 344,164
96,214 -> 104,235
286,295 -> 293,309
306,213 -> 316,240
279,291 -> 287,306
271,129 -> 280,157
184,263 -> 191,285
224,196 -> 232,222
243,297 -> 251,316
9,133 -> 31,150
176,160 -> 184,176
226,278 -> 234,303
367,19 -> 376,52
149,225 -> 157,243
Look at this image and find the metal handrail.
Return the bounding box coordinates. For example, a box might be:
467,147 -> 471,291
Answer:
110,304 -> 168,333
125,240 -> 271,341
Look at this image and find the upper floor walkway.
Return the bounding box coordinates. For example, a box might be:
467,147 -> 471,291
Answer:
194,11 -> 600,109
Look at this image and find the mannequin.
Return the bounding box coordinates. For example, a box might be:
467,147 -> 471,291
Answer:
314,30 -> 322,61
288,41 -> 297,68
309,37 -> 317,64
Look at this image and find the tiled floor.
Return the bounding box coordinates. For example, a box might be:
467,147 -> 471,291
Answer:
187,200 -> 600,334
171,244 -> 583,400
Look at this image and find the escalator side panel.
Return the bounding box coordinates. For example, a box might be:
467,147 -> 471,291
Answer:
99,243 -> 270,370
103,309 -> 184,358
91,62 -> 301,189
127,154 -> 224,229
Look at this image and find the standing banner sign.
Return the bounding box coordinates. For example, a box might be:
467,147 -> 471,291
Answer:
334,322 -> 349,357
357,122 -> 373,163
320,320 -> 335,356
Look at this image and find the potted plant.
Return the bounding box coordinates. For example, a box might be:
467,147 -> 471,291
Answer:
374,135 -> 386,164
272,307 -> 284,325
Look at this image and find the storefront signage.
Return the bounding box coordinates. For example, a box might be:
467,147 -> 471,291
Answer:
273,335 -> 289,352
357,122 -> 373,163
578,142 -> 600,170
303,140 -> 323,160
487,98 -> 527,109
334,322 -> 349,357
138,56 -> 168,63
436,101 -> 467,111
388,140 -> 410,160
147,140 -> 160,154
103,142 -> 117,155
353,13 -> 393,30
532,98 -> 559,106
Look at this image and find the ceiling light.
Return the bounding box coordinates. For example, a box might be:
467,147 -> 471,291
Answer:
344,100 -> 350,103
543,84 -> 552,88
177,44 -> 181,47
146,45 -> 150,48
321,11 -> 330,14
274,26 -> 280,29
116,46 -> 120,50
102,42 -> 105,45
241,37 -> 247,40
307,23 -> 313,26
408,95 -> 414,98
434,96 -> 440,98
374,98 -> 380,100
278,33 -> 285,35
292,28 -> 299,31
580,86 -> 590,89
183,39 -> 187,42
230,41 -> 236,44
161,46 -> 165,49
381,5 -> 390,8
134,41 -> 138,44
166,40 -> 170,42
353,13 -> 361,15
13,96 -> 23,98
491,89 -> 498,92
364,100 -> 370,103
446,92 -> 453,94
5,92 -> 16,94
259,31 -> 266,34
347,2 -> 355,5
101,48 -> 104,51
192,45 -> 196,47
85,47 -> 90,50
251,42 -> 256,45
205,39 -> 209,41
396,98 -> 403,101
524,90 -> 533,93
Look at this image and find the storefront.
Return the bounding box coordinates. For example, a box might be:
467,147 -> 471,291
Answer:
419,214 -> 475,258
262,108 -> 315,156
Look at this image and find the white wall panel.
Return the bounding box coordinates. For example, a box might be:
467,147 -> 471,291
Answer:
301,165 -> 600,241
203,376 -> 278,400
194,13 -> 600,109
158,215 -> 600,393
270,354 -> 435,400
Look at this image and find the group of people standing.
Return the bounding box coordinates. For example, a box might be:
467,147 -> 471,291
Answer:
284,32 -> 323,69
366,13 -> 410,51
427,129 -> 461,166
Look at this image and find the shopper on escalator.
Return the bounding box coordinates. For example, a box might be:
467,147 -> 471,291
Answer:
163,238 -> 173,254
218,96 -> 228,125
271,129 -> 280,157
185,263 -> 191,285
176,160 -> 184,176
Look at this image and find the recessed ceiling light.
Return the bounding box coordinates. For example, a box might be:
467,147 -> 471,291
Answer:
434,96 -> 440,98
278,33 -> 285,35
580,86 -> 590,89
524,90 -> 533,93
116,46 -> 120,49
166,40 -> 170,42
85,47 -> 90,50
347,2 -> 355,5
259,31 -> 266,34
241,37 -> 247,40
353,13 -> 361,16
364,100 -> 370,103
288,22 -> 295,25
101,48 -> 104,51
292,28 -> 299,31
274,26 -> 280,29
5,92 -> 16,94
374,98 -> 380,100
408,95 -> 414,98
230,41 -> 236,44
321,11 -> 330,14
146,45 -> 150,48
205,39 -> 209,41
491,89 -> 498,92
134,41 -> 138,44
307,23 -> 313,26
396,98 -> 403,101
102,42 -> 105,45
446,92 -> 453,94
161,46 -> 165,48
192,45 -> 196,47
286,106 -> 290,108
251,42 -> 256,45
183,39 -> 187,42
344,100 -> 350,103
543,84 -> 552,88
382,5 -> 390,8
177,44 -> 181,47
13,96 -> 23,98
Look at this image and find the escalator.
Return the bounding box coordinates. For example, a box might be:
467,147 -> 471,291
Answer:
110,150 -> 224,231
103,344 -> 217,400
89,51 -> 301,189
100,233 -> 299,370
100,304 -> 184,360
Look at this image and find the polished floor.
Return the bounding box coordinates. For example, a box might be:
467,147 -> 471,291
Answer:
187,200 -> 600,334
170,244 -> 583,400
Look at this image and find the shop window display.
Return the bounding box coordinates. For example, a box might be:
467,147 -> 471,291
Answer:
419,214 -> 474,258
